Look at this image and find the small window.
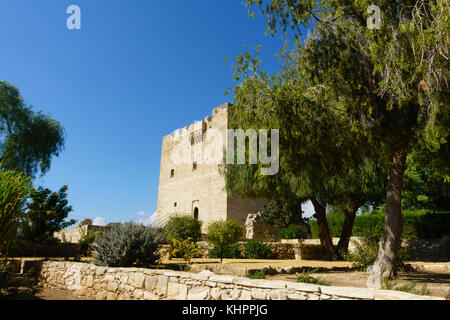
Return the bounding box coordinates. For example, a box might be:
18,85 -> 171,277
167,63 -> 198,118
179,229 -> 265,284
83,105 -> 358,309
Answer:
193,162 -> 198,170
170,169 -> 175,178
174,202 -> 177,207
194,207 -> 199,220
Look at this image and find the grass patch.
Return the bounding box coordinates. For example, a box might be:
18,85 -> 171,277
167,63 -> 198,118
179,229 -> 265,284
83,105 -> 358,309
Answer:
382,277 -> 430,296
246,269 -> 266,279
296,269 -> 330,286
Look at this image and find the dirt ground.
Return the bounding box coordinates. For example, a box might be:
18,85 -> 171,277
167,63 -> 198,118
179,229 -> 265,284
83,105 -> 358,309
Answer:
35,288 -> 89,300
267,271 -> 450,298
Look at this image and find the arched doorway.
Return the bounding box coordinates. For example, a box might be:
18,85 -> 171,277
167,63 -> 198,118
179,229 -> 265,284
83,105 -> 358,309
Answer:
193,207 -> 199,220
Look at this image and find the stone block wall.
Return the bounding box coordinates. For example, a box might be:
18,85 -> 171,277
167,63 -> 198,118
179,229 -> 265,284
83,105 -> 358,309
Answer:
30,261 -> 442,300
197,241 -> 298,260
197,237 -> 449,261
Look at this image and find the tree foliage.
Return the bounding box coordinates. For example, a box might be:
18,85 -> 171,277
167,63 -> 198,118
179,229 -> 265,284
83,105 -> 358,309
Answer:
0,81 -> 65,178
259,199 -> 304,228
206,220 -> 244,263
403,142 -> 450,210
164,216 -> 202,242
19,185 -> 75,244
232,0 -> 448,285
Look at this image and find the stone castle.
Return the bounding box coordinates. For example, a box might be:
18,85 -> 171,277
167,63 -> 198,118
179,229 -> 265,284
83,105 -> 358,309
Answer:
155,103 -> 266,233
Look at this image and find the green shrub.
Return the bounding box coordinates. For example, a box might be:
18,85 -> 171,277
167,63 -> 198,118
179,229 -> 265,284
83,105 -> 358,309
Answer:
165,216 -> 202,242
297,269 -> 330,286
277,224 -> 308,239
345,236 -> 409,271
171,238 -> 200,263
246,269 -> 266,279
382,278 -> 431,296
206,220 -> 243,263
308,210 -> 450,239
244,240 -> 273,259
92,222 -> 164,267
208,244 -> 242,259
78,224 -> 101,257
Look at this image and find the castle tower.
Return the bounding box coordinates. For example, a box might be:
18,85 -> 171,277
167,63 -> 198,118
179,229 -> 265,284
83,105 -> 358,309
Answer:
155,103 -> 266,233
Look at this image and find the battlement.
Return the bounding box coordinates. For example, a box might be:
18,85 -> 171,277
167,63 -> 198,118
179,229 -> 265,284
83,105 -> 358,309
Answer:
164,103 -> 230,141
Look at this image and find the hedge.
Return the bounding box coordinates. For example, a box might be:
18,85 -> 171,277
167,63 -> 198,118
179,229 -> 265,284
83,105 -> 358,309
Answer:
308,210 -> 450,239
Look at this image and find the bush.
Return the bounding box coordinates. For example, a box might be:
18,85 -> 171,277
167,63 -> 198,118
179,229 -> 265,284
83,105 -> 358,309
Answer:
92,222 -> 164,267
206,220 -> 243,263
208,244 -> 242,259
165,216 -> 202,242
345,236 -> 409,271
308,210 -> 450,239
78,225 -> 101,257
244,240 -> 273,259
277,224 -> 308,239
246,269 -> 266,279
172,237 -> 200,263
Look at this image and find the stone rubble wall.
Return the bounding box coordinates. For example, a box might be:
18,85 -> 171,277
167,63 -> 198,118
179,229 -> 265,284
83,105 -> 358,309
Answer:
30,261 -> 443,300
198,237 -> 449,261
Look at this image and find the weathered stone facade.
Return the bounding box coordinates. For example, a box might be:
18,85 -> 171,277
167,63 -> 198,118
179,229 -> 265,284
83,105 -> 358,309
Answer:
54,219 -> 121,244
155,103 -> 267,233
31,261 -> 443,300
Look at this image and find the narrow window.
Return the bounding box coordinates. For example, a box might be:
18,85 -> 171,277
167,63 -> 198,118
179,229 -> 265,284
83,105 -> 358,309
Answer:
193,162 -> 198,170
193,207 -> 199,220
170,169 -> 175,178
174,202 -> 177,207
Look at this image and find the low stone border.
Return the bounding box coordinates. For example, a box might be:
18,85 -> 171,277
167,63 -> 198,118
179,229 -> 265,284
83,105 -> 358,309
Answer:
188,264 -> 357,276
26,261 -> 443,300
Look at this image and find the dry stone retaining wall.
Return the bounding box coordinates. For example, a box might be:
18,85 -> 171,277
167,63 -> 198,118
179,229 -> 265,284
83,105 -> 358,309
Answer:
30,261 -> 442,300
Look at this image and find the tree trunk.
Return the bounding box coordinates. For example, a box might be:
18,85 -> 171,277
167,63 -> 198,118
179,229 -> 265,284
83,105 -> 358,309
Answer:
310,197 -> 337,260
367,146 -> 408,289
337,196 -> 360,258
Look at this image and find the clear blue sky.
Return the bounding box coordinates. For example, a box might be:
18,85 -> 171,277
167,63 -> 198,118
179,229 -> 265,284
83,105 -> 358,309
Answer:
0,0 -> 311,225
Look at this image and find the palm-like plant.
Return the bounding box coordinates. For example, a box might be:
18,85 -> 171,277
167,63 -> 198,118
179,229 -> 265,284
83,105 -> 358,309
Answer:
0,169 -> 31,259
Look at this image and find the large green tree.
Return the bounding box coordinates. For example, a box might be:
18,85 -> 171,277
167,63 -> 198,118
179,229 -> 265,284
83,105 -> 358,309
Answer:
19,185 -> 75,245
0,81 -> 65,178
239,0 -> 449,288
225,37 -> 387,259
